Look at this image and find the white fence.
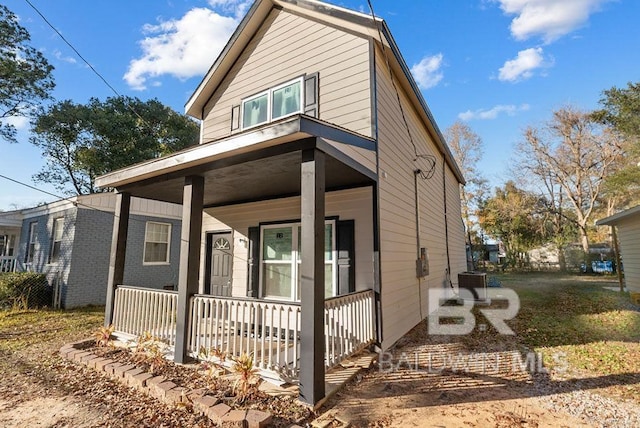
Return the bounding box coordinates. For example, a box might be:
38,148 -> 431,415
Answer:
111,287 -> 375,381
0,257 -> 16,273
112,286 -> 178,346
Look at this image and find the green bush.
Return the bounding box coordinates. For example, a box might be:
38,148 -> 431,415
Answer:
0,272 -> 52,309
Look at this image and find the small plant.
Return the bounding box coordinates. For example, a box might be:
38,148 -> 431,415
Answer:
132,331 -> 168,375
231,353 -> 260,402
94,324 -> 115,347
198,346 -> 228,378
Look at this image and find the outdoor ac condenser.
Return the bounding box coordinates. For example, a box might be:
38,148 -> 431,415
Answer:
458,272 -> 487,301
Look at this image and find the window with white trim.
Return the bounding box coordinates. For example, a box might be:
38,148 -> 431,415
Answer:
241,77 -> 303,130
143,222 -> 171,264
25,222 -> 37,264
260,220 -> 336,301
49,217 -> 64,264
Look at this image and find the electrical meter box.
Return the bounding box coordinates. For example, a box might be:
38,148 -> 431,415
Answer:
416,247 -> 429,278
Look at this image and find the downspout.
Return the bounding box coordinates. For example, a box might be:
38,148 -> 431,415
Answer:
414,169 -> 423,320
443,157 -> 453,289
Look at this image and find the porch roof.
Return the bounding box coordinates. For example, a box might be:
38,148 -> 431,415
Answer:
95,115 -> 377,207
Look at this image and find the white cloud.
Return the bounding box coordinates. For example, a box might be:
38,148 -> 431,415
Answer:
458,104 -> 530,121
0,115 -> 30,130
494,0 -> 611,43
206,0 -> 252,18
498,47 -> 549,82
124,7 -> 242,90
53,49 -> 77,64
410,54 -> 444,90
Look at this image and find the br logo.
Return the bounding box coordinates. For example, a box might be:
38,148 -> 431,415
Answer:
427,288 -> 520,335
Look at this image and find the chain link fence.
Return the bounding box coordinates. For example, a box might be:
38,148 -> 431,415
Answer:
0,271 -> 57,310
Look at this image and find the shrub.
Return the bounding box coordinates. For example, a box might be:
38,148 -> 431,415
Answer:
0,272 -> 52,309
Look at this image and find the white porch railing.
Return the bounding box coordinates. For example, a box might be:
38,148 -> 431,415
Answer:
111,287 -> 375,381
324,290 -> 376,368
112,286 -> 178,346
188,296 -> 302,378
0,257 -> 16,273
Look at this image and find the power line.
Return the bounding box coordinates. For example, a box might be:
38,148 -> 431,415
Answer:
0,173 -> 177,237
23,0 -> 152,128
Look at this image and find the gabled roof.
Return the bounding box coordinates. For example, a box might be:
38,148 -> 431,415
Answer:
185,0 -> 465,184
597,205 -> 640,226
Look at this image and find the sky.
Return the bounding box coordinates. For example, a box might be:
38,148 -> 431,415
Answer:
2,0 -> 639,210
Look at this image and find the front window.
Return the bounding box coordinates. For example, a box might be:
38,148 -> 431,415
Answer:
260,221 -> 336,301
49,217 -> 64,263
143,222 -> 171,264
25,222 -> 37,264
241,77 -> 303,130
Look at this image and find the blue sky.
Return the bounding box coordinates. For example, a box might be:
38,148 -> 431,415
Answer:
2,0 -> 638,210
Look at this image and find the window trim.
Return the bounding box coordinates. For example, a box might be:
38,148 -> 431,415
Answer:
143,221 -> 172,265
240,76 -> 304,131
48,217 -> 64,264
25,221 -> 38,264
258,219 -> 337,302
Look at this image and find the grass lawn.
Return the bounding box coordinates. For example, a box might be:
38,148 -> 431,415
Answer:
485,272 -> 640,401
0,305 -> 104,353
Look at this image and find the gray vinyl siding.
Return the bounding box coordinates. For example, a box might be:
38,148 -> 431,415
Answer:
65,208 -> 181,308
202,8 -> 372,142
15,209 -> 76,306
616,215 -> 640,293
200,187 -> 375,298
374,46 -> 467,349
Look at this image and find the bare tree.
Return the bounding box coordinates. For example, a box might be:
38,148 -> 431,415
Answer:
444,121 -> 488,268
520,106 -> 624,254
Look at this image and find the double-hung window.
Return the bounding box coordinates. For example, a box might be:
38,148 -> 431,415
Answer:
260,220 -> 336,301
241,77 -> 303,130
143,222 -> 171,264
49,217 -> 64,264
25,222 -> 37,264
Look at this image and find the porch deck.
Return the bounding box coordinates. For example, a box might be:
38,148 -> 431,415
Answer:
112,286 -> 375,381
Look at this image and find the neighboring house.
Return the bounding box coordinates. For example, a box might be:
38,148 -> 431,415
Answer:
0,193 -> 182,308
0,211 -> 21,272
597,206 -> 640,301
96,0 -> 467,405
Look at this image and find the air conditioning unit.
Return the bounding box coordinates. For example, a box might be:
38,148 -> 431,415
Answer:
458,272 -> 487,301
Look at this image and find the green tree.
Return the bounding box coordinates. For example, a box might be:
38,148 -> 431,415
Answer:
0,4 -> 55,143
592,82 -> 640,202
478,181 -> 547,266
31,96 -> 199,194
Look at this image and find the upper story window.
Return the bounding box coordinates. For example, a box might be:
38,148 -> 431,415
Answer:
144,221 -> 171,265
241,77 -> 303,130
49,217 -> 64,264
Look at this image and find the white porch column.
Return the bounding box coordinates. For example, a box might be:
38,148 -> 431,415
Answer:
175,175 -> 204,363
299,148 -> 326,406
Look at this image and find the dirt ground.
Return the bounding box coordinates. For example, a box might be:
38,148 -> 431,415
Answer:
2,276 -> 640,427
321,323 -> 640,427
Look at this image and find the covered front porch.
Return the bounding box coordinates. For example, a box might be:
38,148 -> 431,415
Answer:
96,115 -> 381,405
